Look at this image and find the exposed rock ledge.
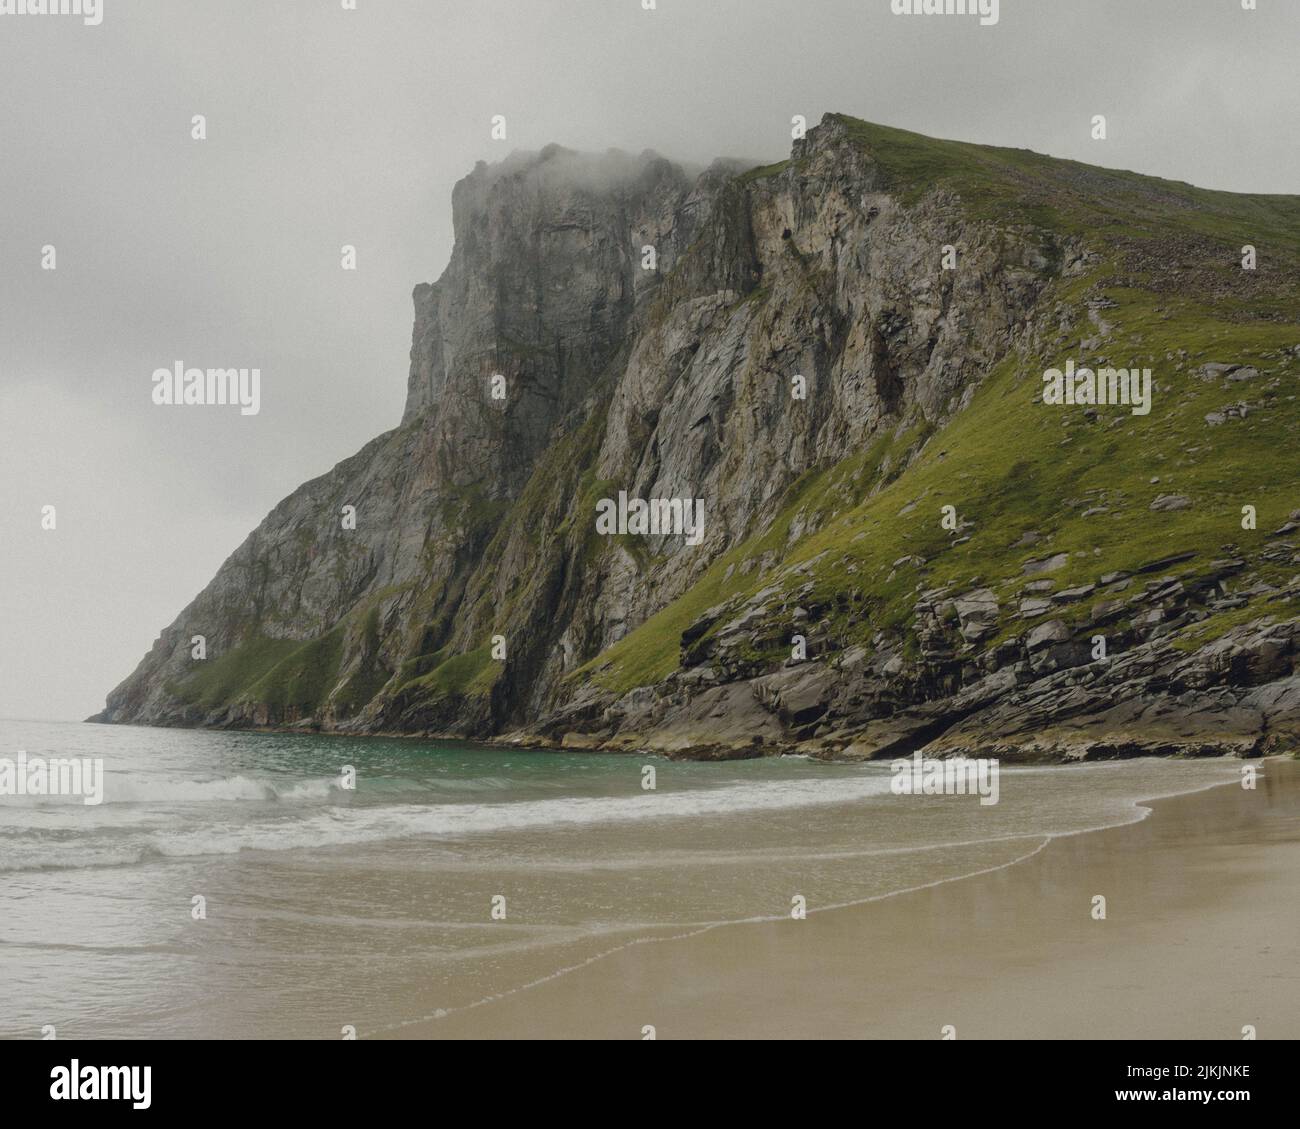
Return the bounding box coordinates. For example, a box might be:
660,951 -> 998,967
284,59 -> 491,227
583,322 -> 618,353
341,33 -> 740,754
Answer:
497,614 -> 1300,764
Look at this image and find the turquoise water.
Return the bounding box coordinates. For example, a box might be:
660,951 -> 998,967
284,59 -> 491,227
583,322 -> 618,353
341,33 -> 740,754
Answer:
0,718 -> 1241,1038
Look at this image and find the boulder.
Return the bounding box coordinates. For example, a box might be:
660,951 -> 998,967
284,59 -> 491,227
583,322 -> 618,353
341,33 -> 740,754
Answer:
1026,619 -> 1071,652
953,589 -> 1001,642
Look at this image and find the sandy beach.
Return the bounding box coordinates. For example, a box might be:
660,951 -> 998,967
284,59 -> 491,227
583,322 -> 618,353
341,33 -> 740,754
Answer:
387,757 -> 1300,1040
3,722 -> 1293,1041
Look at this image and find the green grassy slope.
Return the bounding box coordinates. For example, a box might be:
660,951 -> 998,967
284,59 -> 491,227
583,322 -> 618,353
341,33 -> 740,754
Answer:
574,117 -> 1300,697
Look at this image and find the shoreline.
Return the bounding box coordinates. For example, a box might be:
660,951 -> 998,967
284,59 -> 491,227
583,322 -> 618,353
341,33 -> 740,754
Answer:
377,756 -> 1300,1040
80,714 -> 1285,766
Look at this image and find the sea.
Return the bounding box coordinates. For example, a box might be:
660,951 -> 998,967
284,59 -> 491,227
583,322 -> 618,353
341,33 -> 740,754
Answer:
0,718 -> 1243,1038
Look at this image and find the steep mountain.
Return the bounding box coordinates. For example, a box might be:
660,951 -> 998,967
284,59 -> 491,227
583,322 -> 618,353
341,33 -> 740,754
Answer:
92,114 -> 1300,761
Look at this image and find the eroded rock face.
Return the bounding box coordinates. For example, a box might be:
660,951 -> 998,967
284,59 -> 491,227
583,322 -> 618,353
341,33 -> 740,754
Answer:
92,115 -> 1300,764
96,116 -> 1052,736
95,145 -> 719,734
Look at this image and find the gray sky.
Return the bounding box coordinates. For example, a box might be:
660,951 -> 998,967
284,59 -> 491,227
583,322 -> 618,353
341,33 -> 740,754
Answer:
2,0 -> 1297,722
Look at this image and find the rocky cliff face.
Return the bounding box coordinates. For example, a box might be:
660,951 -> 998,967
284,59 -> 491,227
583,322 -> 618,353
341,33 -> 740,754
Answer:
93,114 -> 1300,762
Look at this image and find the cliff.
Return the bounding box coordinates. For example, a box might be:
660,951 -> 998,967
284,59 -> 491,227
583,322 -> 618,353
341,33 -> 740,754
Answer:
92,114 -> 1300,762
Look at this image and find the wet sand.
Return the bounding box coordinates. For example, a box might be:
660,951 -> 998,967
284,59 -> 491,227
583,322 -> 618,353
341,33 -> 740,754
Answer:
383,757 -> 1300,1040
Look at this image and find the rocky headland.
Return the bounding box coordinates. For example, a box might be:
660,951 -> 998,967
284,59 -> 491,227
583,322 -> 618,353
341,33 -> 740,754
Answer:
92,115 -> 1300,763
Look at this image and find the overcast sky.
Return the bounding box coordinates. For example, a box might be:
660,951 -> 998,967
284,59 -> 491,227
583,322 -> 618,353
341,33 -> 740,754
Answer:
2,0 -> 1297,722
